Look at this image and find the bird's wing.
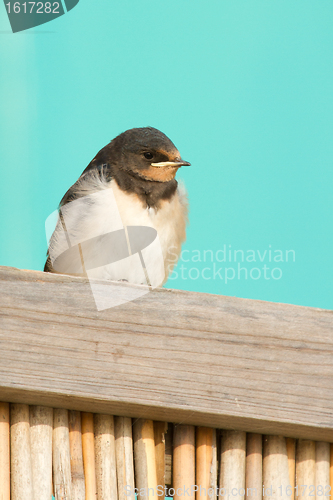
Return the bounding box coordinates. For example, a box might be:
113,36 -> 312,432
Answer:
44,147 -> 114,273
60,145 -> 114,208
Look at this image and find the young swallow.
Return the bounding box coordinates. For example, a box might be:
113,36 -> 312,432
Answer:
44,127 -> 190,286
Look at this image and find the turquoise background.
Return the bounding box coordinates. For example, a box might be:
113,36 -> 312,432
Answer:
0,0 -> 332,310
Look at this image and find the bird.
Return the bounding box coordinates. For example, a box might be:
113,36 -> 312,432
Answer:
44,126 -> 190,288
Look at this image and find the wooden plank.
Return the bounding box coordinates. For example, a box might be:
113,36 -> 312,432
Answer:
0,266 -> 333,441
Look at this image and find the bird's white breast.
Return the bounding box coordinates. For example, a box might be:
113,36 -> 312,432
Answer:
110,180 -> 188,279
48,174 -> 188,286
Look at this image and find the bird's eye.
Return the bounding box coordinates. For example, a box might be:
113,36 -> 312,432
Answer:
144,152 -> 153,160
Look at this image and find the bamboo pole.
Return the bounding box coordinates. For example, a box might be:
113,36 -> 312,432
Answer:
296,440 -> 315,500
330,445 -> 333,500
30,406 -> 53,500
0,403 -> 10,500
82,412 -> 97,500
10,403 -> 33,500
115,416 -> 135,500
53,408 -> 72,500
134,419 -> 158,500
315,442 -> 330,498
263,436 -> 289,500
154,421 -> 168,500
173,424 -> 195,500
94,414 -> 118,500
196,427 -> 217,500
245,433 -> 262,500
286,438 -> 296,500
68,410 -> 85,500
220,430 -> 246,500
165,422 -> 173,487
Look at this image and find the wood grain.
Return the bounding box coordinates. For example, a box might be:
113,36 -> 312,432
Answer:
0,266 -> 333,441
30,405 -> 53,500
0,402 -> 10,500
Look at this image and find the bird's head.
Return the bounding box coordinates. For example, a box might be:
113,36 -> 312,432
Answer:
111,127 -> 190,182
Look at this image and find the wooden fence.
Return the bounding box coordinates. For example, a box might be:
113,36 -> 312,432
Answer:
0,266 -> 332,499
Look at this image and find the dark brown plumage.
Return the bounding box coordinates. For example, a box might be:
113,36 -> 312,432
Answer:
60,127 -> 189,209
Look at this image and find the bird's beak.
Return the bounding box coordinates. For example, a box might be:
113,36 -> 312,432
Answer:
151,159 -> 191,168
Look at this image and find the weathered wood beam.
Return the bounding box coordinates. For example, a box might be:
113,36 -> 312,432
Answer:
0,266 -> 332,441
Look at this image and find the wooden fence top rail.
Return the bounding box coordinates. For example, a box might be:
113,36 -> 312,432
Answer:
0,266 -> 332,441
